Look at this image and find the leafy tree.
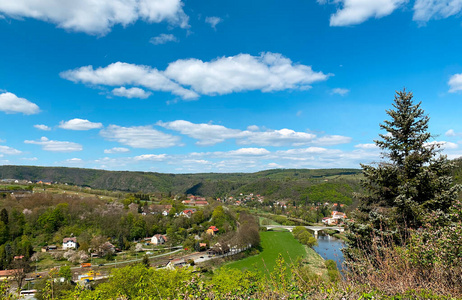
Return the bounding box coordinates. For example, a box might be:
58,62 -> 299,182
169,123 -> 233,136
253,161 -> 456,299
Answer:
58,265 -> 72,282
0,209 -> 8,225
347,89 -> 461,250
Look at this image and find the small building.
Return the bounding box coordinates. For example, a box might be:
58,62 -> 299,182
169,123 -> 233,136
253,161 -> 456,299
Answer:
151,234 -> 167,245
63,237 -> 77,250
206,226 -> 219,235
41,245 -> 58,252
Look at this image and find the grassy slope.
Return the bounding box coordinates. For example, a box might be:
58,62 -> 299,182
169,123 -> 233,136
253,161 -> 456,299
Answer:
224,231 -> 311,276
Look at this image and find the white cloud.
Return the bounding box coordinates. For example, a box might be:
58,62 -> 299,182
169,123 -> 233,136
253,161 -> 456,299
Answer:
0,0 -> 189,35
104,147 -> 130,154
66,158 -> 82,162
331,88 -> 350,96
24,137 -> 83,152
424,140 -> 458,150
150,33 -> 178,45
62,53 -> 329,100
21,157 -> 38,161
355,143 -> 379,149
158,120 -> 245,145
134,154 -> 167,161
0,92 -> 40,115
0,145 -> 22,155
112,87 -> 152,99
321,0 -> 407,26
59,118 -> 103,130
312,135 -> 352,146
158,120 -> 350,147
164,52 -> 330,95
267,162 -> 282,168
100,124 -> 180,148
205,16 -> 222,29
61,62 -> 199,100
239,128 -> 318,146
413,0 -> 462,22
445,129 -> 462,137
34,124 -> 51,131
222,148 -> 270,156
448,73 -> 462,93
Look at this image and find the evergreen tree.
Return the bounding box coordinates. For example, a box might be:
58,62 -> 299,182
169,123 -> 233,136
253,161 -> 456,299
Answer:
347,89 -> 461,250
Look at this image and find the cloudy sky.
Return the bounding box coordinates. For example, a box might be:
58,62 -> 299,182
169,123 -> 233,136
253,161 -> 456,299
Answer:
1,0 -> 462,173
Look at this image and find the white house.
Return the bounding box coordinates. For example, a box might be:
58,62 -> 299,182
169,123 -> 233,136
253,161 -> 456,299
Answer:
62,237 -> 77,250
151,234 -> 167,245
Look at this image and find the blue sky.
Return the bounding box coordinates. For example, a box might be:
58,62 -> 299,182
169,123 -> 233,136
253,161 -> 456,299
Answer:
1,0 -> 462,173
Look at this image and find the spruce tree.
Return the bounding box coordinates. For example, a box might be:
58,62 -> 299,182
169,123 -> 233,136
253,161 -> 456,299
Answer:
347,89 -> 461,250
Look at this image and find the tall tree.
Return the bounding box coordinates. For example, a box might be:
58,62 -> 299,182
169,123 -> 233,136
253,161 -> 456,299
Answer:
348,89 -> 461,249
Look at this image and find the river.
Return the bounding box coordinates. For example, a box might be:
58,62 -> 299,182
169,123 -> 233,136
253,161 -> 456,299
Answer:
312,235 -> 345,271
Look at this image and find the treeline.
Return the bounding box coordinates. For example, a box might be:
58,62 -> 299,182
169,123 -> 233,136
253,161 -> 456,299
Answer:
0,166 -> 361,203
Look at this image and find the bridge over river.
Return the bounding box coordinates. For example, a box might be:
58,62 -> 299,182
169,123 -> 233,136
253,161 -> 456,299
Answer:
262,225 -> 344,238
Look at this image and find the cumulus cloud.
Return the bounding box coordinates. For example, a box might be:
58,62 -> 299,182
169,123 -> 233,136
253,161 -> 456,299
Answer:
0,92 -> 40,115
0,145 -> 22,155
61,53 -> 329,100
24,137 -> 83,152
240,129 -> 317,146
60,62 -> 199,100
134,154 -> 167,161
112,87 -> 152,99
158,120 -> 351,147
448,73 -> 462,93
164,52 -> 330,95
100,124 -> 180,148
331,88 -> 350,96
413,0 -> 462,22
104,147 -> 130,154
319,0 -> 407,26
424,140 -> 458,150
21,157 -> 38,161
205,16 -> 222,29
34,124 -> 51,131
0,0 -> 189,35
446,129 -> 462,137
157,120 -> 245,145
312,135 -> 352,146
150,33 -> 178,45
59,118 -> 103,130
226,148 -> 270,156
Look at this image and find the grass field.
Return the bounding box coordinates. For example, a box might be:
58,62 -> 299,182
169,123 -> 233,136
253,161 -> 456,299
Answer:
224,231 -> 308,276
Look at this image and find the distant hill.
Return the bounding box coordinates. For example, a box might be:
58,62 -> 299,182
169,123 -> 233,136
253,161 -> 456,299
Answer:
0,165 -> 362,203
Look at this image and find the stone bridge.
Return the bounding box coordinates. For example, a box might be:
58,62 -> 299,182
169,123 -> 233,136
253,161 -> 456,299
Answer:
262,225 -> 344,238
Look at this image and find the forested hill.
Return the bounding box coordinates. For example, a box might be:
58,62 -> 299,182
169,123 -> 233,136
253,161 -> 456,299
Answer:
0,165 -> 362,202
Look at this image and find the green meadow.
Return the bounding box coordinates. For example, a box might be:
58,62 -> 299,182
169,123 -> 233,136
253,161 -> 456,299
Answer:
224,231 -> 310,276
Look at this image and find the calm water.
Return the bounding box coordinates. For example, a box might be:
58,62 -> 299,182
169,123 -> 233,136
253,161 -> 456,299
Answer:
312,235 -> 345,271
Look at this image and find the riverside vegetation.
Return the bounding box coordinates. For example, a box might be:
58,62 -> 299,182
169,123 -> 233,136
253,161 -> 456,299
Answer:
1,89 -> 462,299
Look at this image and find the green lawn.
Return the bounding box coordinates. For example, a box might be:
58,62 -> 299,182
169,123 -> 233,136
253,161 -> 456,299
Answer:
258,216 -> 281,226
224,231 -> 307,276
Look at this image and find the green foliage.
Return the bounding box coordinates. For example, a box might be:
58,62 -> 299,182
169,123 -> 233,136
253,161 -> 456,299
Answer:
348,90 -> 462,253
58,265 -> 72,282
0,165 -> 361,199
211,268 -> 263,296
292,226 -> 318,248
63,264 -> 194,300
